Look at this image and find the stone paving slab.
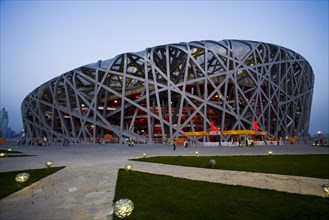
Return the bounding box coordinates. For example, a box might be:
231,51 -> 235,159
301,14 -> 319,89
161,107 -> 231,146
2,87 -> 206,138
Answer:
0,143 -> 328,219
129,161 -> 328,197
0,165 -> 117,220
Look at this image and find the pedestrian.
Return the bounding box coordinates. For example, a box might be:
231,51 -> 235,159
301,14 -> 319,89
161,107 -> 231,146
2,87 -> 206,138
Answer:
173,142 -> 176,151
250,139 -> 254,147
184,139 -> 188,148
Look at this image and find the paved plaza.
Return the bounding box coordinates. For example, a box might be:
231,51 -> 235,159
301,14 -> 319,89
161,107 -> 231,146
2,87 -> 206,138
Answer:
0,143 -> 328,219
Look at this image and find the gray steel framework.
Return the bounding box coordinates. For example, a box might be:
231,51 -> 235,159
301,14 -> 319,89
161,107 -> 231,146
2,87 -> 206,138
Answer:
21,40 -> 314,143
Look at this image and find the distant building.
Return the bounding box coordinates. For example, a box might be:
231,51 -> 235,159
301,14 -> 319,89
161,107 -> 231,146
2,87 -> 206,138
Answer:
0,107 -> 9,138
22,39 -> 314,143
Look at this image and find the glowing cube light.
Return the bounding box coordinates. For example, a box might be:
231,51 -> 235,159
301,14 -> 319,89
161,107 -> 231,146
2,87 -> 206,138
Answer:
0,153 -> 5,157
268,151 -> 272,155
114,198 -> 134,218
15,173 -> 30,183
143,153 -> 146,158
8,149 -> 12,152
45,161 -> 53,168
125,164 -> 133,171
195,151 -> 199,157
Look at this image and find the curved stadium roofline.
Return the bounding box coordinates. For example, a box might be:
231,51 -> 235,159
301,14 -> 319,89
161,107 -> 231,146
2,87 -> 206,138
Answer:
22,39 -> 314,144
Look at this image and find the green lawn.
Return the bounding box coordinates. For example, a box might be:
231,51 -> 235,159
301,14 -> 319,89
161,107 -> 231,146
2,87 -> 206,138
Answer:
132,154 -> 329,179
0,154 -> 35,158
114,169 -> 329,220
0,149 -> 22,153
0,166 -> 65,199
0,148 -> 34,158
118,154 -> 329,218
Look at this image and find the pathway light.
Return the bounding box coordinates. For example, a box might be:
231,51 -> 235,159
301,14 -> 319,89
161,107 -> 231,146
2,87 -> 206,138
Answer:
114,198 -> 134,218
45,161 -> 53,168
209,159 -> 216,168
15,173 -> 30,183
322,184 -> 329,197
125,164 -> 133,171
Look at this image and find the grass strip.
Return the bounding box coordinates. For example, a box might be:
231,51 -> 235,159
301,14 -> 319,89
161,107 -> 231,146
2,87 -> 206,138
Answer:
0,148 -> 35,158
114,169 -> 329,220
0,155 -> 36,158
132,154 -> 329,179
0,149 -> 23,153
0,166 -> 65,199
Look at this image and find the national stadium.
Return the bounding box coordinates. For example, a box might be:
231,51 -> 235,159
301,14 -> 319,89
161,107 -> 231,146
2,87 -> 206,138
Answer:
21,39 -> 314,145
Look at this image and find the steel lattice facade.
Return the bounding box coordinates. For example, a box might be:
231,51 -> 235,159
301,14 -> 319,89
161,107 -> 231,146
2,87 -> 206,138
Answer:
21,39 -> 314,143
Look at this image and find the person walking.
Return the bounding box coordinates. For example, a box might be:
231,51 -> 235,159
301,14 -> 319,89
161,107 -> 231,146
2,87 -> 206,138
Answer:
250,139 -> 254,147
184,139 -> 188,148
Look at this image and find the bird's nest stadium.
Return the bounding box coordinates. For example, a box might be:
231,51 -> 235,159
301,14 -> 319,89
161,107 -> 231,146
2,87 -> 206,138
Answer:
21,39 -> 314,145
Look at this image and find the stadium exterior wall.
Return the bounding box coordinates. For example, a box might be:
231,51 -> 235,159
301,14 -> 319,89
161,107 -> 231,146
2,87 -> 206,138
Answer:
21,39 -> 314,144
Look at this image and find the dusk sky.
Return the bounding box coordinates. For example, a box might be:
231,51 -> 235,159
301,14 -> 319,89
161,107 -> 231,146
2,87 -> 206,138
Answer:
1,0 -> 328,135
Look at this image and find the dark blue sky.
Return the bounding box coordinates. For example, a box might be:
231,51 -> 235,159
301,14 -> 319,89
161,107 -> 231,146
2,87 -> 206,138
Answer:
1,0 -> 328,135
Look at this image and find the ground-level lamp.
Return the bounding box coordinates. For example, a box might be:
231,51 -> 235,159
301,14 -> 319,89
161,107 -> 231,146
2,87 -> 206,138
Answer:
113,198 -> 134,218
45,161 -> 53,168
268,151 -> 273,155
0,153 -> 5,157
209,159 -> 216,168
8,149 -> 12,152
125,164 -> 133,171
15,173 -> 30,183
322,184 -> 329,197
143,153 -> 146,158
195,152 -> 199,157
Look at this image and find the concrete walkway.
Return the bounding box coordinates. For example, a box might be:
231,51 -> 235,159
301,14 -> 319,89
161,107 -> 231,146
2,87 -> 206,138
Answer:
0,143 -> 328,220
